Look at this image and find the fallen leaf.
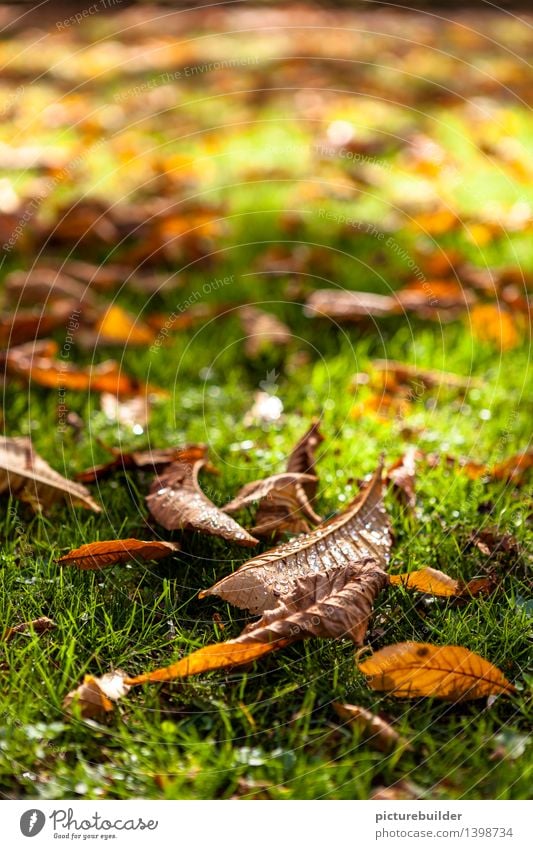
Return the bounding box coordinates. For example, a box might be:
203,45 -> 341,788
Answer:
305,289 -> 399,321
4,266 -> 97,307
358,642 -> 516,700
201,462 -> 391,614
0,436 -> 100,513
469,304 -> 520,350
387,447 -> 418,509
75,444 -> 205,483
333,702 -> 411,752
389,567 -> 494,598
239,306 -> 292,357
100,392 -> 151,429
96,305 -> 155,346
224,421 -> 324,538
224,471 -> 321,537
147,456 -> 258,546
58,539 -> 179,570
491,450 -> 533,484
3,341 -> 163,397
127,561 -> 388,684
3,616 -> 56,642
63,671 -> 130,719
370,359 -> 479,391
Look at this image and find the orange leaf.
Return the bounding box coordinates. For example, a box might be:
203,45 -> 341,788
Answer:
469,304 -> 520,351
359,642 -> 516,701
389,567 -> 493,598
58,539 -> 179,570
125,641 -> 286,685
96,305 -> 155,346
63,671 -> 131,719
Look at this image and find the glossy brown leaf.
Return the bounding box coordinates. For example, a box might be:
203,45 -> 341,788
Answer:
127,560 -> 387,685
0,436 -> 100,513
3,616 -> 56,642
390,567 -> 494,598
201,463 -> 391,614
286,420 -> 324,501
333,702 -> 411,752
147,456 -> 258,546
58,539 -> 179,570
63,671 -> 131,719
358,642 -> 516,701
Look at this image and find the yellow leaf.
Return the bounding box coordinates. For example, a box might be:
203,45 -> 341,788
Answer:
390,568 -> 494,598
358,642 -> 515,701
97,305 -> 155,345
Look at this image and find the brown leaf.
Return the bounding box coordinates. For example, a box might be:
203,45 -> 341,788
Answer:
75,444 -> 205,483
387,447 -> 418,509
305,289 -> 399,321
58,539 -> 179,570
333,702 -> 411,752
63,671 -> 131,719
358,642 -> 516,701
147,456 -> 258,546
0,436 -> 100,513
4,266 -> 97,308
390,567 -> 495,598
3,616 -> 56,642
201,463 -> 391,614
286,420 -> 324,501
224,472 -> 321,537
3,341 -> 163,397
239,306 -> 292,357
126,561 -> 388,685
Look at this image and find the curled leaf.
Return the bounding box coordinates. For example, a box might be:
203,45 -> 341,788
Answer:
224,472 -> 321,537
76,443 -> 204,483
0,436 -> 100,513
202,463 -> 391,614
58,539 -> 179,570
147,456 -> 258,546
358,642 -> 516,701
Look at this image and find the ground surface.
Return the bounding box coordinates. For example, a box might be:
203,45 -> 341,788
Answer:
0,4 -> 531,799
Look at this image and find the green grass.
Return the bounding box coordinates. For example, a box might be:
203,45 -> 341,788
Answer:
0,9 -> 532,800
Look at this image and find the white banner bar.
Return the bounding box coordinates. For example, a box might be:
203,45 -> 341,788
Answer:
2,800 -> 531,849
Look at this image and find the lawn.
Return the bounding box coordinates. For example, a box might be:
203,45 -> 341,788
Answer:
0,4 -> 531,800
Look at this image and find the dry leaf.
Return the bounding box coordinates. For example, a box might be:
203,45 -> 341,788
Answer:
359,642 -> 516,701
390,567 -> 494,598
201,463 -> 391,614
224,471 -> 321,537
387,448 -> 418,509
147,456 -> 258,547
239,306 -> 292,357
3,616 -> 56,642
286,420 -> 324,500
63,671 -> 131,719
333,702 -> 411,752
305,289 -> 399,321
0,436 -> 100,513
58,539 -> 179,570
75,444 -> 205,483
4,266 -> 97,308
127,561 -> 388,685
